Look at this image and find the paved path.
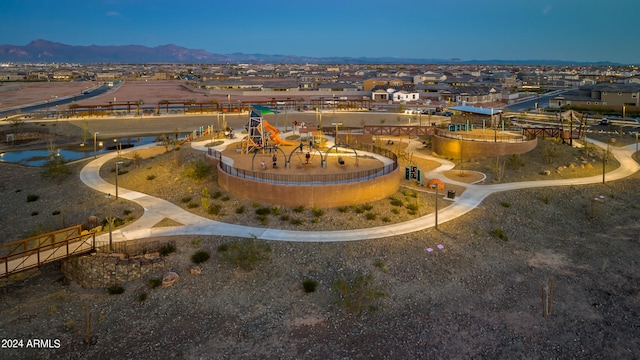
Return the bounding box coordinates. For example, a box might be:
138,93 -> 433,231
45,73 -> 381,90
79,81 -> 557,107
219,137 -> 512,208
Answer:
80,137 -> 639,245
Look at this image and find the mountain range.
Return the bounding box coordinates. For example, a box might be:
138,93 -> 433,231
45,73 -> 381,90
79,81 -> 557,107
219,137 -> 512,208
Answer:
0,39 -> 621,66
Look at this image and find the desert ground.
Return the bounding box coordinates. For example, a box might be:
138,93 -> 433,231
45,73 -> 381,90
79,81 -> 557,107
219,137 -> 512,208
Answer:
1,81 -> 639,359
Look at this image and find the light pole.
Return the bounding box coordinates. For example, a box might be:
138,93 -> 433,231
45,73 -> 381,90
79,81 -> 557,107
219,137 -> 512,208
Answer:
93,132 -> 99,158
105,193 -> 113,253
431,183 -> 439,230
115,160 -> 123,199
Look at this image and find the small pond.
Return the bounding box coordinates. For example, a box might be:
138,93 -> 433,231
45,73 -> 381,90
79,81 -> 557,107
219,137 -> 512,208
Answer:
0,136 -> 159,167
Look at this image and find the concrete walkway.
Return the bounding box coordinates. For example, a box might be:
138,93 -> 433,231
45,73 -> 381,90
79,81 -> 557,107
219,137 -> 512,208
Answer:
81,137 -> 639,245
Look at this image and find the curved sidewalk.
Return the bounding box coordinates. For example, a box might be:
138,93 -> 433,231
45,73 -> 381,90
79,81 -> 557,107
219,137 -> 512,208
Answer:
81,138 -> 639,244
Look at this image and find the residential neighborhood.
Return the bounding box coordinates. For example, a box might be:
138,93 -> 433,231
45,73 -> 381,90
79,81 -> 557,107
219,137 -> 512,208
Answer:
1,62 -> 639,116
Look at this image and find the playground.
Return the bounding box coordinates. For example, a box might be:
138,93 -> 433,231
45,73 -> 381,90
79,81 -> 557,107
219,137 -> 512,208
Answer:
208,106 -> 400,208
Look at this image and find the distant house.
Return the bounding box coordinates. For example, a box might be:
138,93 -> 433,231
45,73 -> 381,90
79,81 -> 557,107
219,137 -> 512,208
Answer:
198,79 -> 263,90
391,90 -> 419,102
317,82 -> 358,92
371,87 -> 419,102
95,72 -> 123,81
549,84 -> 640,109
262,81 -> 299,92
438,85 -> 500,106
363,78 -> 406,92
413,71 -> 447,84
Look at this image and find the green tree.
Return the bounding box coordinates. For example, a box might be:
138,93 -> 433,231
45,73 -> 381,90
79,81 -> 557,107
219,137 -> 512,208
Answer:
42,152 -> 71,184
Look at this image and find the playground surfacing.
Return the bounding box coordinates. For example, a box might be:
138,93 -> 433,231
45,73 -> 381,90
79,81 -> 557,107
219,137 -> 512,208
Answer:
220,142 -> 385,174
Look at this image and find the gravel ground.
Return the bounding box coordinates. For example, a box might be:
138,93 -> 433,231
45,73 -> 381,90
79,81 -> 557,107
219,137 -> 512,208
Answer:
1,122 -> 639,359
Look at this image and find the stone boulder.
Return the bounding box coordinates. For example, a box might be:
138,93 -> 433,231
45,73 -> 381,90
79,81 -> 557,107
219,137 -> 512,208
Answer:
162,271 -> 180,287
188,265 -> 202,275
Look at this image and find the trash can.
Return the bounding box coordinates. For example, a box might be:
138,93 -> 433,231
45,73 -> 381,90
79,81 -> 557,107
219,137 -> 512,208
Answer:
447,190 -> 456,199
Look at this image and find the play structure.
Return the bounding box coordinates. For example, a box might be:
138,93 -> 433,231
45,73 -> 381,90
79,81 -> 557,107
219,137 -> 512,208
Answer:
203,105 -> 401,207
241,106 -> 295,154
179,126 -> 214,146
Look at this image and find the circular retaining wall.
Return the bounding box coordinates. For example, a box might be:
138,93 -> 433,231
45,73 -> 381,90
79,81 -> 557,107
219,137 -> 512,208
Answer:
217,167 -> 400,208
433,135 -> 538,159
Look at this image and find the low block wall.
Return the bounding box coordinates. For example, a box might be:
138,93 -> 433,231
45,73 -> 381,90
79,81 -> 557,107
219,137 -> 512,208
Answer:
433,135 -> 538,159
61,253 -> 172,288
217,168 -> 400,208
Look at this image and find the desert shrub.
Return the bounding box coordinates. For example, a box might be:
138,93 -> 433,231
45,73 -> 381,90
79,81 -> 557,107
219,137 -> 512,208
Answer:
158,242 -> 176,256
187,202 -> 199,209
279,214 -> 290,222
293,205 -> 305,213
257,215 -> 269,225
390,197 -> 403,206
183,158 -> 212,183
208,203 -> 221,215
391,208 -> 400,215
361,204 -> 373,211
217,243 -> 229,252
374,259 -> 388,273
332,272 -> 387,314
107,285 -> 125,295
191,250 -> 211,264
123,209 -> 132,215
381,216 -> 391,223
365,212 -> 377,221
337,206 -> 349,213
543,142 -> 559,163
302,279 -> 318,293
211,191 -> 222,199
272,206 -> 282,216
312,207 -> 324,217
507,154 -> 525,168
181,196 -> 192,203
221,195 -> 230,201
146,175 -> 156,181
218,238 -> 271,271
148,278 -> 162,289
255,207 -> 271,216
27,194 -> 40,202
138,292 -> 148,302
290,218 -> 303,226
406,203 -> 419,212
352,205 -> 365,214
501,201 -> 511,208
235,206 -> 245,214
52,210 -> 61,215
191,238 -> 202,247
31,211 -> 39,216
491,227 -> 508,241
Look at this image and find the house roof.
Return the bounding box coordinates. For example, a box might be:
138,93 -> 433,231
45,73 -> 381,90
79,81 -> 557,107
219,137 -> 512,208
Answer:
449,106 -> 503,116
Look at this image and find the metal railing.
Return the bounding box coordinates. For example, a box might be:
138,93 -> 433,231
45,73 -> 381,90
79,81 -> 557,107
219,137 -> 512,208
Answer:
436,128 -> 528,143
208,144 -> 398,185
0,228 -> 95,278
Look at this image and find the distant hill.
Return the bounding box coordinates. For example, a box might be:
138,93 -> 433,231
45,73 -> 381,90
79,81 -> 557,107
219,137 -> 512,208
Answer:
0,39 -> 622,66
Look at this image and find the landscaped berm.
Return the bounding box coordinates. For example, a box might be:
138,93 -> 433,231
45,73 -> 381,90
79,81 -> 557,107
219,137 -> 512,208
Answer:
209,107 -> 400,208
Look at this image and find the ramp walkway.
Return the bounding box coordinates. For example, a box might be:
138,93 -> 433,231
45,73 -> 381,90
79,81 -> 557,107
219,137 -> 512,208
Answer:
0,226 -> 95,278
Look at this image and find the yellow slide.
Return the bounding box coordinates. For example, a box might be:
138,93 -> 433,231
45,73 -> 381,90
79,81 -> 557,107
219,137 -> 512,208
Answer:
262,120 -> 295,146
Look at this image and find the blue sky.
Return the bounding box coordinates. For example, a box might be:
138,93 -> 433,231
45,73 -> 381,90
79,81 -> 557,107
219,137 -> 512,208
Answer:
1,0 -> 638,64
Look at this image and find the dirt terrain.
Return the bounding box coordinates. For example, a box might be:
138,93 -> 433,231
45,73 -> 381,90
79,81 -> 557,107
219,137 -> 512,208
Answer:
0,82 -> 639,359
